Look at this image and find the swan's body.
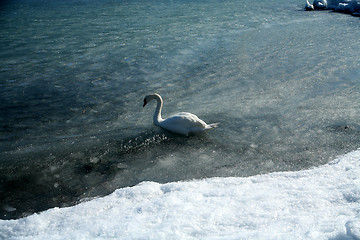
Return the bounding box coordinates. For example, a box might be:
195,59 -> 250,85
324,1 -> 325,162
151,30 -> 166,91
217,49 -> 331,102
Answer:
143,93 -> 219,136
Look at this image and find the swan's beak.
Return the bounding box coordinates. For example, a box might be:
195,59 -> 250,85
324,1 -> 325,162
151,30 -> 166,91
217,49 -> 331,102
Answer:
143,99 -> 147,107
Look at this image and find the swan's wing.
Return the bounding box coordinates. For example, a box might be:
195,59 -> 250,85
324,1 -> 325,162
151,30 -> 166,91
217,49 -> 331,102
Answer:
163,112 -> 207,128
159,112 -> 208,135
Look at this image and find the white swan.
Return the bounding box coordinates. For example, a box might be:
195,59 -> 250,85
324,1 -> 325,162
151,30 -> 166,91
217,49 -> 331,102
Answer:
143,93 -> 219,136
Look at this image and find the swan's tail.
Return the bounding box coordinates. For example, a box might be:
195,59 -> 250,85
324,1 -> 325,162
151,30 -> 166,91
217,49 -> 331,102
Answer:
206,122 -> 219,130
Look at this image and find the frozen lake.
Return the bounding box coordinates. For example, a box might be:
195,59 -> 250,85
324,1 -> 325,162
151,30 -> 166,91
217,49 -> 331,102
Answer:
0,0 -> 359,224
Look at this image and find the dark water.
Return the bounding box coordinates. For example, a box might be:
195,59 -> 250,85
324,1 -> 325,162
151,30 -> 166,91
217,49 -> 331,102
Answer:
0,0 -> 359,219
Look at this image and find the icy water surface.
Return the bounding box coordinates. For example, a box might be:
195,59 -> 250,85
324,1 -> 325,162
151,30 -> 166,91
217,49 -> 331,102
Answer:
0,0 -> 359,219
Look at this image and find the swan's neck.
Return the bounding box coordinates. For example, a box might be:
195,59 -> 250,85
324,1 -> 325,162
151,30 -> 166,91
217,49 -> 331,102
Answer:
153,95 -> 164,125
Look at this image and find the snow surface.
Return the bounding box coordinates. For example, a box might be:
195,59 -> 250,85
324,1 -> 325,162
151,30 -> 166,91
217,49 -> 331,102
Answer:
1,149 -> 360,240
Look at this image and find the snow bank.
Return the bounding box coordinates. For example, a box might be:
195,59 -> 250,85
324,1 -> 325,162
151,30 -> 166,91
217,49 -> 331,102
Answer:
326,0 -> 360,14
306,0 -> 360,15
0,149 -> 359,240
331,0 -> 360,13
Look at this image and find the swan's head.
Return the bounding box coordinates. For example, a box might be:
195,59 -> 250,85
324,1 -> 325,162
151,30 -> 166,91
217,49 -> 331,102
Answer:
143,97 -> 148,107
143,93 -> 162,107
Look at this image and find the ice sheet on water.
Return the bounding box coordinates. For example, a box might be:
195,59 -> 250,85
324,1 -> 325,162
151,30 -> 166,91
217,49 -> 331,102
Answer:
0,149 -> 359,240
